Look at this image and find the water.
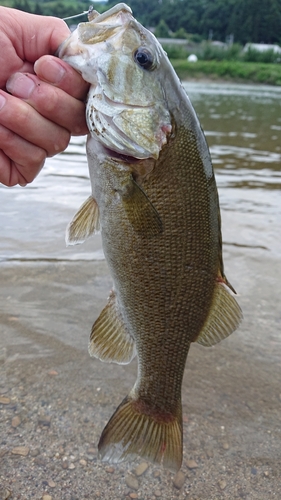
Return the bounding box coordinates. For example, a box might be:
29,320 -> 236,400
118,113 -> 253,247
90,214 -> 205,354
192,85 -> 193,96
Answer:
1,82 -> 280,260
185,82 -> 281,257
1,82 -> 280,498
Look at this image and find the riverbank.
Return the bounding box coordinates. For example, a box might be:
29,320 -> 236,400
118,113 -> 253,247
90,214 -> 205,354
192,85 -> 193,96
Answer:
171,59 -> 281,85
0,250 -> 281,499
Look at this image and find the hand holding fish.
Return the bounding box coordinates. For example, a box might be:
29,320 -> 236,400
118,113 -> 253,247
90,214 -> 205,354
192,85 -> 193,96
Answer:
0,7 -> 89,187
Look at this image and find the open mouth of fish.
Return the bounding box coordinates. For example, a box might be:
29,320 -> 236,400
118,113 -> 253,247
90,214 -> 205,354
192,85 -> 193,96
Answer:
57,4 -> 136,72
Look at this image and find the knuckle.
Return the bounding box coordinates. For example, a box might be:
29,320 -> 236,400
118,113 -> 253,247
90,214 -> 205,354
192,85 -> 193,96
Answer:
0,125 -> 14,143
52,16 -> 69,32
39,87 -> 60,114
13,102 -> 34,131
22,157 -> 46,184
49,129 -> 70,156
59,130 -> 71,151
30,148 -> 46,168
25,166 -> 43,184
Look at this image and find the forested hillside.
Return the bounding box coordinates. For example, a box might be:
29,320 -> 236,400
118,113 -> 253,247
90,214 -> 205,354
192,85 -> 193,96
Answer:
3,0 -> 281,45
123,0 -> 281,44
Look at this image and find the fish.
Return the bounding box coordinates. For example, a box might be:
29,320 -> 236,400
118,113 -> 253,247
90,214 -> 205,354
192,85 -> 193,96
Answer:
58,3 -> 242,472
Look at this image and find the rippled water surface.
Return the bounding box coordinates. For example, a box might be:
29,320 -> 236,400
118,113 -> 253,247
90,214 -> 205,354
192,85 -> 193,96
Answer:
1,82 -> 280,260
1,80 -> 280,383
185,82 -> 281,256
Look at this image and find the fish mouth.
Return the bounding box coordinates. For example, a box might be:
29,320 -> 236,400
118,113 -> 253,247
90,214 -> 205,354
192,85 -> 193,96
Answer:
87,3 -> 132,23
57,4 -> 134,74
76,3 -> 134,47
58,2 -> 172,160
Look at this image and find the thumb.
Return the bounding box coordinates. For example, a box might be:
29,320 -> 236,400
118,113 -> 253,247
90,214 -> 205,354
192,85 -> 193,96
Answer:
3,8 -> 70,61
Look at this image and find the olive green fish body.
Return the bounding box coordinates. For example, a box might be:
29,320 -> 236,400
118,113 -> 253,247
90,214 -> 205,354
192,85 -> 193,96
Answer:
58,3 -> 242,471
92,122 -> 219,396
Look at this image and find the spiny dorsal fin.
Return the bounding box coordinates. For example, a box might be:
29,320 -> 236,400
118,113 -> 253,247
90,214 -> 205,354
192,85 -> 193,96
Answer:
122,177 -> 163,236
66,195 -> 100,246
195,281 -> 242,347
98,395 -> 182,472
89,290 -> 136,365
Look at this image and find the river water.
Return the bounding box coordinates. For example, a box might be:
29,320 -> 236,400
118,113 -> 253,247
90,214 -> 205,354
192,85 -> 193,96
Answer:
0,82 -> 281,499
1,82 -> 280,260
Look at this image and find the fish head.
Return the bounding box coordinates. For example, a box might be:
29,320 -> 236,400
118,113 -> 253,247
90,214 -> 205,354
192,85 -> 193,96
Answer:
58,3 -> 172,159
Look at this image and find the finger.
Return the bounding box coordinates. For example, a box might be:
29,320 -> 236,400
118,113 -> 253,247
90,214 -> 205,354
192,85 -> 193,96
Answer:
2,8 -> 70,61
0,124 -> 46,186
0,90 -> 70,157
7,72 -> 88,135
34,55 -> 89,100
1,62 -> 34,89
0,151 -> 28,187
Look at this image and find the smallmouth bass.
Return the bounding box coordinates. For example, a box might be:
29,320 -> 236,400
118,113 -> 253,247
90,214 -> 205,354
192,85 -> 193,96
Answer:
58,3 -> 242,471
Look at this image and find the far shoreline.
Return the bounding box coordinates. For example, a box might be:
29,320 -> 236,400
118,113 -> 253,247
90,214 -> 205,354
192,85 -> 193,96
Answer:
181,76 -> 281,87
171,59 -> 281,86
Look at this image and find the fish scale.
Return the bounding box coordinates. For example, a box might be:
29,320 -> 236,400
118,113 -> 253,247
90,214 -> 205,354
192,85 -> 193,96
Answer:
58,2 -> 242,471
91,122 -> 219,447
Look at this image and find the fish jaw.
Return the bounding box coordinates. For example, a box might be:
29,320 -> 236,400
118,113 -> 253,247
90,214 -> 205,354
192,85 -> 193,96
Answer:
58,4 -> 172,160
57,4 -> 133,81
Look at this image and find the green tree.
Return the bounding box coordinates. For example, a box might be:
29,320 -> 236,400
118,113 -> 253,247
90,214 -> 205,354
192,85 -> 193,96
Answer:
154,19 -> 171,38
12,0 -> 32,13
11,0 -> 281,46
33,2 -> 43,14
228,0 -> 281,44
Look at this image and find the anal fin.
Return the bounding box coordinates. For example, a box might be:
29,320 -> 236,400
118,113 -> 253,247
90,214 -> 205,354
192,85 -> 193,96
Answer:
66,195 -> 100,246
89,290 -> 136,365
195,280 -> 243,347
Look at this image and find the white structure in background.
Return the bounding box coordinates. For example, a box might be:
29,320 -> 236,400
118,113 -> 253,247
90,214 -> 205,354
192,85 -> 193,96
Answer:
211,41 -> 226,48
244,43 -> 281,54
158,38 -> 189,46
187,54 -> 198,62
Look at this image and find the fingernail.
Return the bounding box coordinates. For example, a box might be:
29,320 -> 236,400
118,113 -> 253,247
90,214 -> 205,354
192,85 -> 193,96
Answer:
0,93 -> 6,110
6,73 -> 36,99
34,58 -> 66,84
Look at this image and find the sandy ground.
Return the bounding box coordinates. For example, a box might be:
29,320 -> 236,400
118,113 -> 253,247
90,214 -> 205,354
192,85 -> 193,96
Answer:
0,233 -> 280,500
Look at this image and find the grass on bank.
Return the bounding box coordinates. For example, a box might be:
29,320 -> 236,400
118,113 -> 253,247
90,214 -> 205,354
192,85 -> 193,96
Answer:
171,60 -> 281,85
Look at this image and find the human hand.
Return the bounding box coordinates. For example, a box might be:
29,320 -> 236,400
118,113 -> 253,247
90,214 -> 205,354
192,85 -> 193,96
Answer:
0,7 -> 89,187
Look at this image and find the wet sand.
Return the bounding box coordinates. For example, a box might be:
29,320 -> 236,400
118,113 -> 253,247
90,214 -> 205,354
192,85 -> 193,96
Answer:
1,244 -> 281,499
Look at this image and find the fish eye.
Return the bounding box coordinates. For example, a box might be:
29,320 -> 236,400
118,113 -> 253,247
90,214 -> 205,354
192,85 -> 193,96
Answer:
134,47 -> 154,70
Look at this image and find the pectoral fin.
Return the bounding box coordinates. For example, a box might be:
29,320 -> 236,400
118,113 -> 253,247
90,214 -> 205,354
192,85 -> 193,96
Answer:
66,195 -> 100,246
89,290 -> 136,365
195,281 -> 242,347
122,177 -> 163,236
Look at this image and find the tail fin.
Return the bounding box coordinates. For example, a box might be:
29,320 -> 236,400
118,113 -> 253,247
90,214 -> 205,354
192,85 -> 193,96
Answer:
98,395 -> 182,472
